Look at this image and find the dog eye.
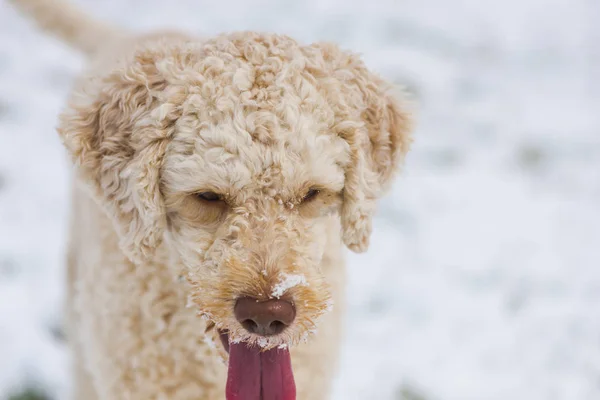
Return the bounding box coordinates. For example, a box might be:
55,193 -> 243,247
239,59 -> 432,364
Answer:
196,192 -> 221,202
302,189 -> 320,202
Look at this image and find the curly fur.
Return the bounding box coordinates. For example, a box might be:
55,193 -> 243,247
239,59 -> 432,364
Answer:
10,0 -> 415,398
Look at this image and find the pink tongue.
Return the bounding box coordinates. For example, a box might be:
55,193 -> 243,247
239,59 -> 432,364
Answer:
226,341 -> 296,400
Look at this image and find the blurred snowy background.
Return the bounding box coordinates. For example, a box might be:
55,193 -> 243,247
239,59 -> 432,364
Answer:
1,0 -> 600,399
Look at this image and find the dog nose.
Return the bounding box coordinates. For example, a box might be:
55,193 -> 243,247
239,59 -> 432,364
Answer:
234,297 -> 296,336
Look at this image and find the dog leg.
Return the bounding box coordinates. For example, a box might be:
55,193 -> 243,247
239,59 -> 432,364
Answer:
66,218 -> 99,400
71,354 -> 99,400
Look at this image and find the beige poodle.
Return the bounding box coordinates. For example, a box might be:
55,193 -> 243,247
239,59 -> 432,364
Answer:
9,0 -> 414,398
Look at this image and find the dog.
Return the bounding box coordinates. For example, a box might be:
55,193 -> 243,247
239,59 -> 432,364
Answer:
9,0 -> 414,398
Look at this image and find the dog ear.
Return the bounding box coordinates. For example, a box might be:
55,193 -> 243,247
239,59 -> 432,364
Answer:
57,47 -> 181,263
307,43 -> 415,253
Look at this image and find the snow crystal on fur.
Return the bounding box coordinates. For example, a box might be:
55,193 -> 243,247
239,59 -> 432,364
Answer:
271,274 -> 308,299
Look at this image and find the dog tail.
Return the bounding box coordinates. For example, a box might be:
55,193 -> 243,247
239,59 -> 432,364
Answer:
8,0 -> 123,55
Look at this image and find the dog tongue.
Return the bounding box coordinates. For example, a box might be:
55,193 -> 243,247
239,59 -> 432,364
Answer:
226,341 -> 296,400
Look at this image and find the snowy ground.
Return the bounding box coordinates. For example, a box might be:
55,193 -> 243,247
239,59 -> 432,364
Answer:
1,0 -> 600,399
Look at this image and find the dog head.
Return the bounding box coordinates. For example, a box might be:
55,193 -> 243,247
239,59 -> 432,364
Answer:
58,32 -> 413,347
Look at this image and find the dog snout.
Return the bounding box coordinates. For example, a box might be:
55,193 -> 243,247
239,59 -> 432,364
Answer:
234,297 -> 296,336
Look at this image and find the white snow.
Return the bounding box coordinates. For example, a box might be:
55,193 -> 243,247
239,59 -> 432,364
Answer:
271,274 -> 308,299
1,0 -> 600,399
257,337 -> 269,349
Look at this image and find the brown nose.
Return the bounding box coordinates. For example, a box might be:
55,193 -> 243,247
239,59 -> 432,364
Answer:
234,297 -> 296,336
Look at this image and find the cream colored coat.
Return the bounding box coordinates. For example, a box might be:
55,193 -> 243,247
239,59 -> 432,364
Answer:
9,0 -> 414,398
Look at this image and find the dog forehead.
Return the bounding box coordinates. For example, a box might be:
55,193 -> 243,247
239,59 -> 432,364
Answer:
161,33 -> 352,195
165,109 -> 350,197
